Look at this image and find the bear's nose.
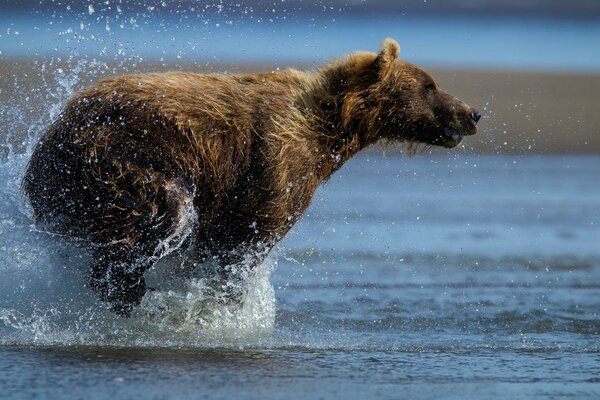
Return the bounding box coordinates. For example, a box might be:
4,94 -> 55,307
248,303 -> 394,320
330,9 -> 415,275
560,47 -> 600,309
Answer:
470,110 -> 482,124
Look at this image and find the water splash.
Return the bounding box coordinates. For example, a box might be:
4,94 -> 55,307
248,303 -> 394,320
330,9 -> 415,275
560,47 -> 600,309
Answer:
0,165 -> 277,347
0,58 -> 277,348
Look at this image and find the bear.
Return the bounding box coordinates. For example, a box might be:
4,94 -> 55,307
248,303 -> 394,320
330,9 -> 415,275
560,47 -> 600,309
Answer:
22,38 -> 480,316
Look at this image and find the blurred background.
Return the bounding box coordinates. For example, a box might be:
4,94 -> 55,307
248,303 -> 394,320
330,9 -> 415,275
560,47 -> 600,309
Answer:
1,0 -> 600,153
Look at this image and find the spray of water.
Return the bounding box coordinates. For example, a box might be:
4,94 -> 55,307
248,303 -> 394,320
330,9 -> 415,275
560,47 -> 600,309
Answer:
0,59 -> 277,348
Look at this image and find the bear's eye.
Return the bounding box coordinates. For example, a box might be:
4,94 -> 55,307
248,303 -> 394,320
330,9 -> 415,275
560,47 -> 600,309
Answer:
424,82 -> 437,92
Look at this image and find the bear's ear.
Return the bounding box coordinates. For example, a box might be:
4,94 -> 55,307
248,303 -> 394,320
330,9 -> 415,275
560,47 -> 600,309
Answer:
374,38 -> 400,75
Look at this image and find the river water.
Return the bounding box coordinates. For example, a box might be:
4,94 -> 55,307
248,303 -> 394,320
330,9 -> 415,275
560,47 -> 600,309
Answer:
1,150 -> 599,398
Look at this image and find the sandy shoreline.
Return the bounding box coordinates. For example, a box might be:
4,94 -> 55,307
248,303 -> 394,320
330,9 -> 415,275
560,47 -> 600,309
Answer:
1,59 -> 599,154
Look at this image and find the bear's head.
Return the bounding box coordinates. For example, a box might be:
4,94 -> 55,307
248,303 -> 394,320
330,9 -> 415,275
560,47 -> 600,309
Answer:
341,38 -> 480,149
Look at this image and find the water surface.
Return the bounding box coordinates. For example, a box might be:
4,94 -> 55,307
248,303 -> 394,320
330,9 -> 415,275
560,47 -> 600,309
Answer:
1,152 -> 599,399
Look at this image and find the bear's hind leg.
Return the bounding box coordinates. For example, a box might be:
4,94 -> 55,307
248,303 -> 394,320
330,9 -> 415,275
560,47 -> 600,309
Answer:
85,163 -> 197,316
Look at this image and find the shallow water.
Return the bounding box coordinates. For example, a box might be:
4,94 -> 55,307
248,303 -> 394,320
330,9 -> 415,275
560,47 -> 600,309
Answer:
1,346 -> 598,400
1,151 -> 599,398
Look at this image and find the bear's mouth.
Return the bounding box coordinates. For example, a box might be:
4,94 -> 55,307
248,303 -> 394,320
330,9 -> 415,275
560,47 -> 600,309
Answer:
444,127 -> 464,144
405,121 -> 477,149
437,124 -> 477,148
432,127 -> 464,148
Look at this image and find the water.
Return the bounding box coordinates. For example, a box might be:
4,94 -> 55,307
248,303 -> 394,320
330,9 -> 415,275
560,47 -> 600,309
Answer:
2,11 -> 600,72
2,146 -> 599,397
1,7 -> 600,400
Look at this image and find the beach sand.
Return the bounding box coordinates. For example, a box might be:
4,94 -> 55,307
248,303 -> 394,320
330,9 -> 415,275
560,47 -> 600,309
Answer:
1,60 -> 599,154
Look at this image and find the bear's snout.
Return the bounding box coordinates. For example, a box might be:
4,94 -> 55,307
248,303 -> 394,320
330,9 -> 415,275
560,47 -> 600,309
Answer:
454,104 -> 479,136
470,109 -> 482,125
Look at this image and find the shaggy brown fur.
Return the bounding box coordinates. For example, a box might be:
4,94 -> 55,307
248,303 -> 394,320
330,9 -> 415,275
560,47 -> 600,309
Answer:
23,39 -> 479,315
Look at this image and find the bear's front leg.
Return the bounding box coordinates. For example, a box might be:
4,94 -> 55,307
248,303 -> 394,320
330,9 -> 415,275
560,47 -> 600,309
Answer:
88,246 -> 151,316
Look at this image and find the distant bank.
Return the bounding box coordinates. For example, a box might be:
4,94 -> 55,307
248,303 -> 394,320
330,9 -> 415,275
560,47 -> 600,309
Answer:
1,60 -> 599,154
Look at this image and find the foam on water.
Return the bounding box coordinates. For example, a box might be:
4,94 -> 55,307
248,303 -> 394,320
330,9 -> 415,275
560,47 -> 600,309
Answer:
0,61 -> 277,348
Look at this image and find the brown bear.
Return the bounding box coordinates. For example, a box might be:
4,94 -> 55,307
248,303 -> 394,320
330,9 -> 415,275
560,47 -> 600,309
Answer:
22,38 -> 480,315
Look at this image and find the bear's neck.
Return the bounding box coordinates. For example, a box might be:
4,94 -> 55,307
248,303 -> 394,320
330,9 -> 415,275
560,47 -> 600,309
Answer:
297,62 -> 380,181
